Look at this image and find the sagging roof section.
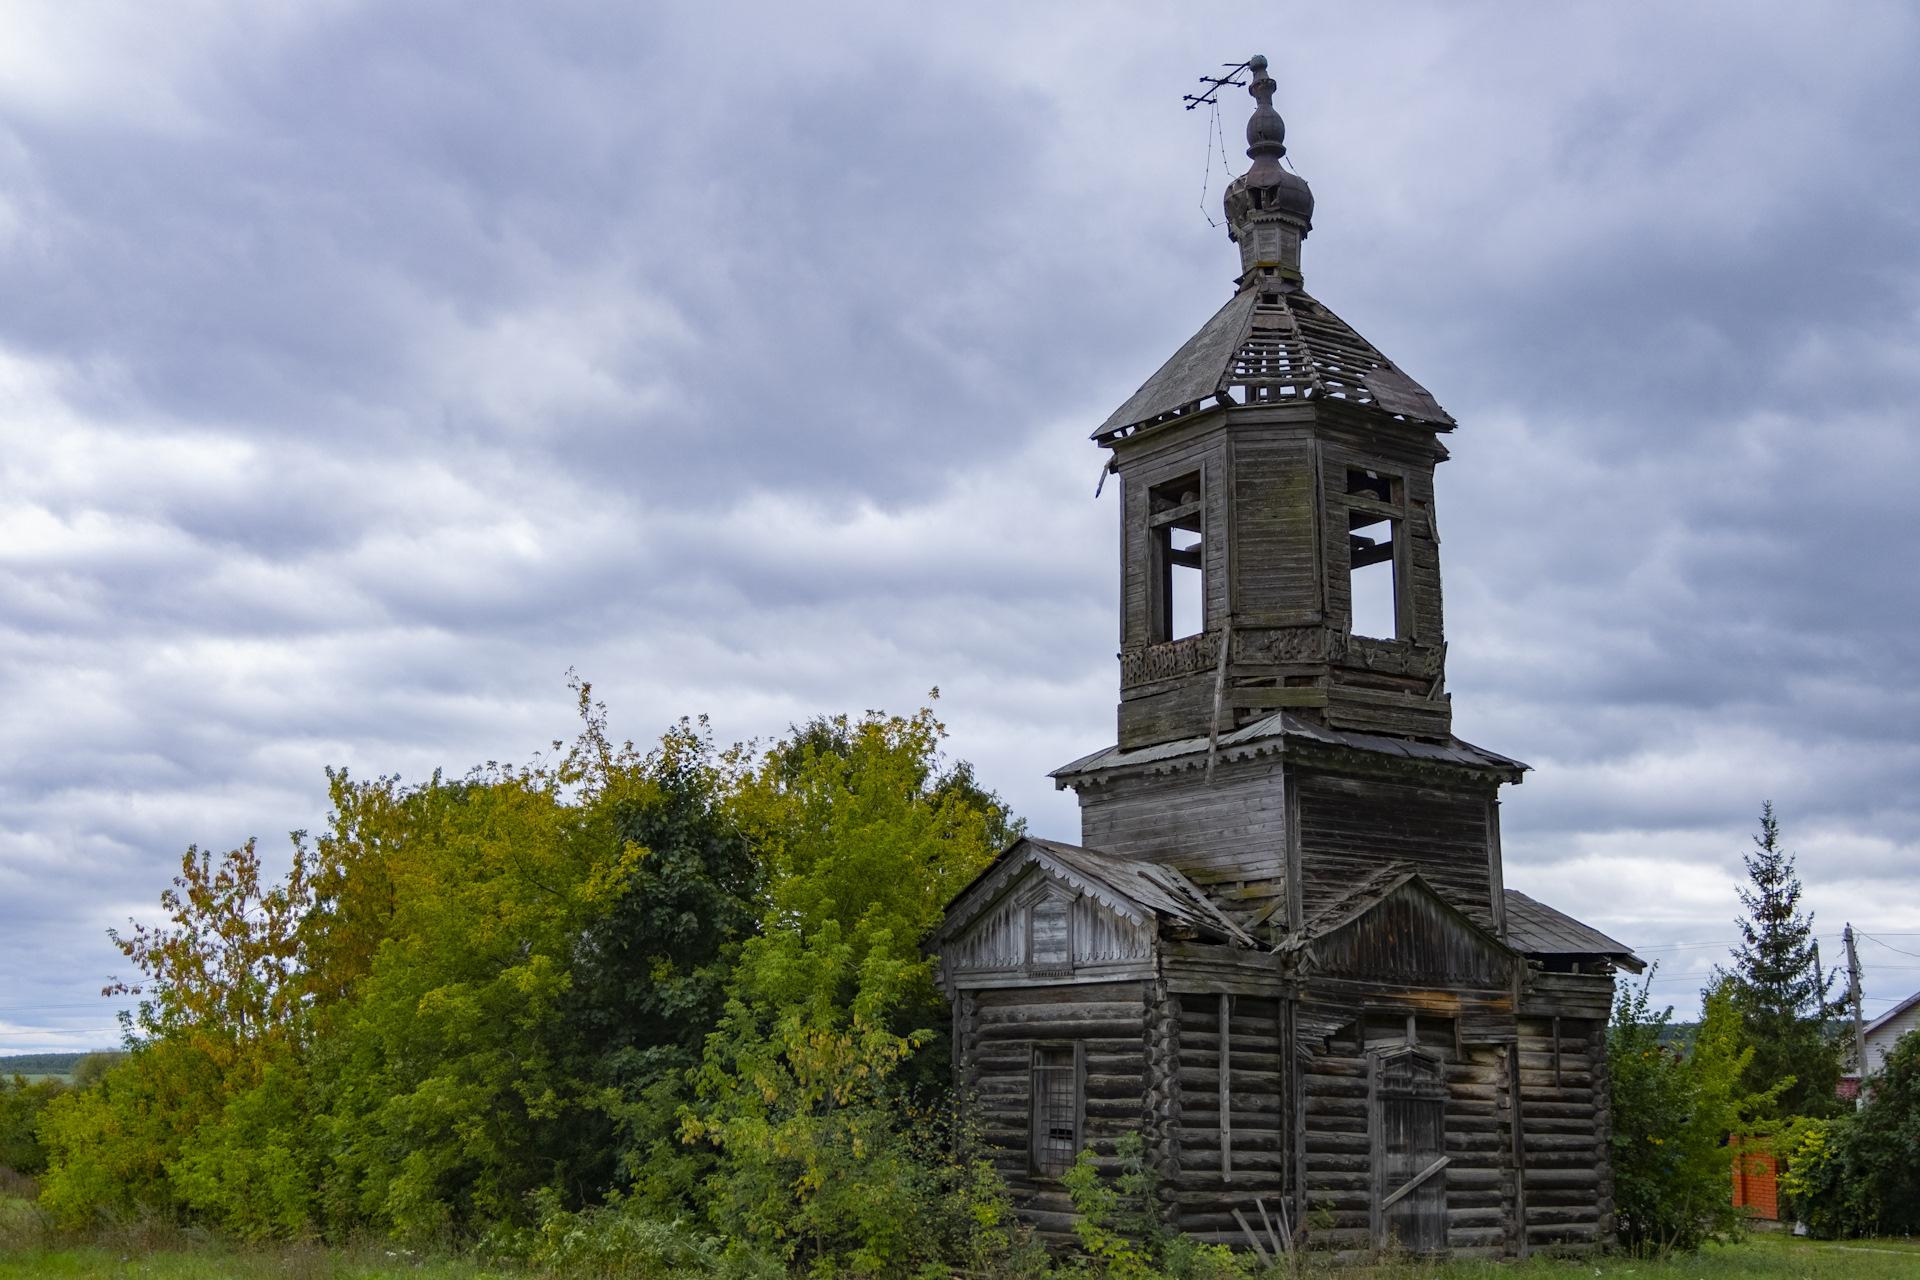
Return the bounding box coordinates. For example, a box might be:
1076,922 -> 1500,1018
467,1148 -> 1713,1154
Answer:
1050,711 -> 1527,788
927,836 -> 1259,955
1093,285 -> 1454,445
1504,889 -> 1645,973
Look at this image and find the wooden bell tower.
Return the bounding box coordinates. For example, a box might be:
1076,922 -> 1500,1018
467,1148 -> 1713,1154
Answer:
934,55 -> 1643,1261
1101,56 -> 1456,751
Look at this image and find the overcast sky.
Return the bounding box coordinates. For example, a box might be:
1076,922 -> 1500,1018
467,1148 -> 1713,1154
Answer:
3,0 -> 1918,1054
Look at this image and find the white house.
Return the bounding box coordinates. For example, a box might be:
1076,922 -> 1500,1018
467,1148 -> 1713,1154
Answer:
1841,989 -> 1920,1099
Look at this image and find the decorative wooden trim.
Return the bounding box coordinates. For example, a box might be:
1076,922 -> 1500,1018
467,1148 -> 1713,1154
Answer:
1487,798 -> 1507,939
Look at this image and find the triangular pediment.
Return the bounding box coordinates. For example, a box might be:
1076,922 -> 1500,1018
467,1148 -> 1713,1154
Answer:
926,837 -> 1256,987
1293,872 -> 1514,988
927,849 -> 1150,983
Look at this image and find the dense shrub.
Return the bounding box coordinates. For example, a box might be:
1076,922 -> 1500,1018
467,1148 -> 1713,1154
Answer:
1607,971 -> 1780,1255
525,1188 -> 784,1279
0,1075 -> 66,1175
1781,1027 -> 1920,1236
31,688 -> 1025,1274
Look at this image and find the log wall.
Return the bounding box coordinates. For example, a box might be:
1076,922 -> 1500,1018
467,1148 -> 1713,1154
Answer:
1168,993 -> 1288,1245
968,980 -> 1151,1247
1516,1014 -> 1606,1253
1296,1008 -> 1515,1258
1295,771 -> 1497,928
1076,758 -> 1287,903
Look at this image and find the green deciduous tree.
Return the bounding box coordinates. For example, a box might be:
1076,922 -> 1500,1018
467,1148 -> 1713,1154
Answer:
0,1074 -> 66,1175
36,836 -> 314,1227
311,749 -> 643,1235
561,714 -> 763,1214
735,703 -> 1020,957
1608,970 -> 1781,1255
676,702 -> 1023,1274
33,686 -> 1027,1262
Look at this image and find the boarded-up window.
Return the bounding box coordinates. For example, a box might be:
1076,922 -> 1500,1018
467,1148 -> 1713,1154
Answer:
1030,1044 -> 1082,1177
1029,896 -> 1071,973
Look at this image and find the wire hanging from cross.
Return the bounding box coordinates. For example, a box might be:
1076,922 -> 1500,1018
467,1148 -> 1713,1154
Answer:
1190,61 -> 1252,228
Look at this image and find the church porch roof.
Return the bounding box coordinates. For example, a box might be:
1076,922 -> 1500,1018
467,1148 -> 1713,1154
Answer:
1503,889 -> 1645,972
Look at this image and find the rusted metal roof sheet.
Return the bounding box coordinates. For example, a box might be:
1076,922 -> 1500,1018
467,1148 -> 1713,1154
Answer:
1093,286 -> 1453,442
1504,889 -> 1644,972
1051,711 -> 1525,785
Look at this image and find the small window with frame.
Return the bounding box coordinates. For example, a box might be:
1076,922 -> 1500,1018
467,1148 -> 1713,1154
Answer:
1030,1041 -> 1084,1177
1148,473 -> 1204,642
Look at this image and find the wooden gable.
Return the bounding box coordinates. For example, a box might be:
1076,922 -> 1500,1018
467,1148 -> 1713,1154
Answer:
1301,873 -> 1513,989
931,848 -> 1158,990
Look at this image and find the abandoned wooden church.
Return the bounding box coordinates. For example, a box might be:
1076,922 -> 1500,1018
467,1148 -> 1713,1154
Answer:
928,57 -> 1643,1260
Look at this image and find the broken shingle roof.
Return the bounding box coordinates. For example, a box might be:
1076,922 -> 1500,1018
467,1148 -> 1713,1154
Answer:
927,836 -> 1258,953
1093,284 -> 1454,444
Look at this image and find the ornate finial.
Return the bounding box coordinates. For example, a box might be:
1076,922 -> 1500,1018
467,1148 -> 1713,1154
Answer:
1243,54 -> 1285,185
1221,53 -> 1313,284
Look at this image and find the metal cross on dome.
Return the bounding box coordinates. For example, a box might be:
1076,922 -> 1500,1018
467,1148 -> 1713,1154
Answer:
1182,59 -> 1254,110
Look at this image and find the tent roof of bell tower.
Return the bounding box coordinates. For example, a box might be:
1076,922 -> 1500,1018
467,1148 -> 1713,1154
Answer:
1092,283 -> 1454,445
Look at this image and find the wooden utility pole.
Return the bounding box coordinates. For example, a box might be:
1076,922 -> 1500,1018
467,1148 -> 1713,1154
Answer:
1843,924 -> 1868,1095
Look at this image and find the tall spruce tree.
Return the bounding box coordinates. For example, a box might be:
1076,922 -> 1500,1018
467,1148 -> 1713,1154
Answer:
1714,803 -> 1844,1118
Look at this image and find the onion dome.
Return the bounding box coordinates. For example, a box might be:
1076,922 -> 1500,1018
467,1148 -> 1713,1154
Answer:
1223,55 -> 1314,284
1091,56 -> 1451,443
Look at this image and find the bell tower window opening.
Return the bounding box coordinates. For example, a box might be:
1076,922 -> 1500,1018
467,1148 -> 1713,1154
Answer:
1149,473 -> 1205,643
1347,468 -> 1402,641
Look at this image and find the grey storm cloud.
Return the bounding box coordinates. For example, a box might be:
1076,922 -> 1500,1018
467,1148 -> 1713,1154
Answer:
2,0 -> 1919,1050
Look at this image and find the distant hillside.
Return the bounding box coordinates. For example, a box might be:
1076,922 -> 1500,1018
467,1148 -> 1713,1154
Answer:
1,1052 -> 110,1079
1657,1022 -> 1701,1055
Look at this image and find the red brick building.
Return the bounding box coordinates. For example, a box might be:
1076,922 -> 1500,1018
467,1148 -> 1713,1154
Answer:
1730,1137 -> 1778,1221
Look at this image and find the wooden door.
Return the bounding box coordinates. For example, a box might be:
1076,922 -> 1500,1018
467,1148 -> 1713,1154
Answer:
1374,1048 -> 1448,1252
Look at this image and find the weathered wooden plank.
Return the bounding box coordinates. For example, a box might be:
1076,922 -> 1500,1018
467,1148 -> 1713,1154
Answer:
1077,759 -> 1289,879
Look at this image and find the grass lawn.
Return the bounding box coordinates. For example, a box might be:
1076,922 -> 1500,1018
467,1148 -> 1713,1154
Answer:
1338,1232 -> 1920,1278
3,1197 -> 1916,1279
